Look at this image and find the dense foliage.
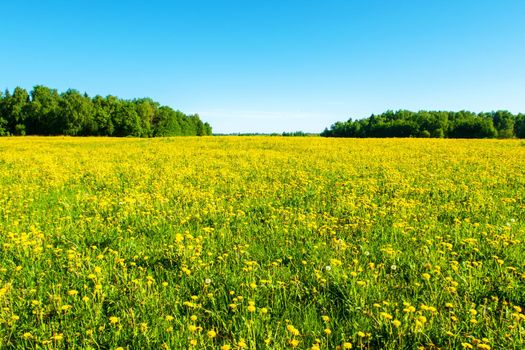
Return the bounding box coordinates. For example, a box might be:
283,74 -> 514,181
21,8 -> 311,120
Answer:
0,86 -> 212,137
322,110 -> 525,138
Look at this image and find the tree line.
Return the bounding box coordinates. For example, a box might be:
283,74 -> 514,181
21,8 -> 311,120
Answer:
0,85 -> 212,137
321,110 -> 525,138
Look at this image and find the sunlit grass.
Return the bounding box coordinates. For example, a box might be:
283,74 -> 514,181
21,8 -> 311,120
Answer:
0,136 -> 524,349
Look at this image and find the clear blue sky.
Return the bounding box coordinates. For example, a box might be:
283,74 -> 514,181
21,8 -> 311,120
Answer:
2,0 -> 524,133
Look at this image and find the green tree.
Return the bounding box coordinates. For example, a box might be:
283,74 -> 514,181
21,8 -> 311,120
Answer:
111,101 -> 143,137
0,90 -> 7,135
92,95 -> 114,136
133,98 -> 158,137
492,110 -> 515,138
27,85 -> 61,135
152,106 -> 182,136
203,122 -> 212,135
321,109 -> 520,139
0,84 -> 213,137
1,87 -> 30,135
445,117 -> 497,138
59,89 -> 94,135
515,114 -> 525,138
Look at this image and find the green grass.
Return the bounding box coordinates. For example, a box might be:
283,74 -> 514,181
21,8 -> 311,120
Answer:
0,136 -> 524,349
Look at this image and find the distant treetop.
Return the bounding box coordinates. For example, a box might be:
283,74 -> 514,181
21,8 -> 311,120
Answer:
0,85 -> 212,137
321,110 -> 525,139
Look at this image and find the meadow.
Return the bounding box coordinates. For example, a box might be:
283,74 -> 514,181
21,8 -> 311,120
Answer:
0,137 -> 524,349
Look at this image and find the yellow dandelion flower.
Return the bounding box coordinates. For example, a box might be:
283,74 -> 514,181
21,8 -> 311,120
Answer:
380,312 -> 393,320
289,339 -> 300,347
237,338 -> 247,348
403,306 -> 416,313
287,325 -> 300,336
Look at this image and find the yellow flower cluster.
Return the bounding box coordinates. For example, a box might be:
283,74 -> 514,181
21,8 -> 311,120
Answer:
0,136 -> 524,349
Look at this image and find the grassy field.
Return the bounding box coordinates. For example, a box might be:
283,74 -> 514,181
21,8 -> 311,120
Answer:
0,137 -> 524,349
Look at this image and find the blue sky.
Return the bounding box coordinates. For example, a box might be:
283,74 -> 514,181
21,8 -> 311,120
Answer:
2,0 -> 525,133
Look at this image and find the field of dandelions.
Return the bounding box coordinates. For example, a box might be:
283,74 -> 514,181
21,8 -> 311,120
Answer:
0,137 -> 524,349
